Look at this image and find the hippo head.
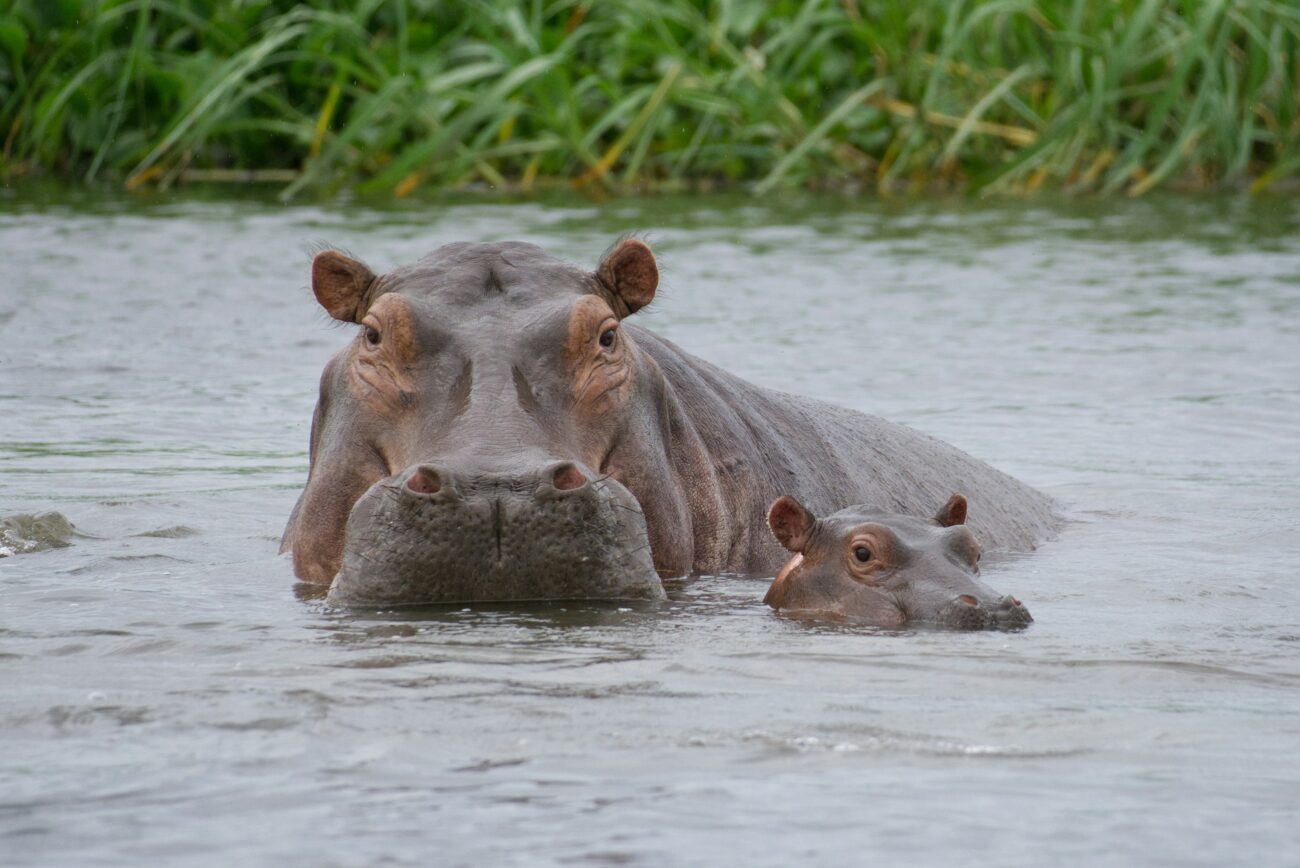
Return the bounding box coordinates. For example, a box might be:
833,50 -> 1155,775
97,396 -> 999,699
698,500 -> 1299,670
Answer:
282,239 -> 670,606
762,494 -> 1032,630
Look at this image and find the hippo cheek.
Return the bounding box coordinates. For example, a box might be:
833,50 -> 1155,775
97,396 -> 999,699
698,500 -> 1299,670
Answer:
837,583 -> 907,627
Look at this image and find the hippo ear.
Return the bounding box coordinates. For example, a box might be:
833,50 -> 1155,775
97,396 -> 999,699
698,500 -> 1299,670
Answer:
596,239 -> 658,317
768,496 -> 816,553
312,250 -> 377,323
934,494 -> 968,527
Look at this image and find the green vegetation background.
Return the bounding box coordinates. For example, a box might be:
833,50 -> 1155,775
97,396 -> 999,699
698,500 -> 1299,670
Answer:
1,0 -> 1297,198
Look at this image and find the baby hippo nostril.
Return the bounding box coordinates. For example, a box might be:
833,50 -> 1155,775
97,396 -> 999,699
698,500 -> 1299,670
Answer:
994,594 -> 1033,627
406,466 -> 442,495
552,463 -> 588,492
941,595 -> 992,630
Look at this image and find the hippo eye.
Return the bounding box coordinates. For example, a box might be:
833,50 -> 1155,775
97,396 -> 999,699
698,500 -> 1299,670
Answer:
599,327 -> 617,349
364,325 -> 381,346
853,546 -> 873,563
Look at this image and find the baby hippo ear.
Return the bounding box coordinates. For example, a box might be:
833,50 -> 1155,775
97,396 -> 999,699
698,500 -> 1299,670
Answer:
934,493 -> 968,527
768,495 -> 816,553
597,238 -> 658,317
312,250 -> 377,323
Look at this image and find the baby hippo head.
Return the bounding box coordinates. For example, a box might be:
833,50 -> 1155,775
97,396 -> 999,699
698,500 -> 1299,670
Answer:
763,494 -> 1032,630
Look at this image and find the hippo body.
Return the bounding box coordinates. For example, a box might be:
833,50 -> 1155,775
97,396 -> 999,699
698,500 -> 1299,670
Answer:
281,240 -> 1056,605
617,327 -> 1055,567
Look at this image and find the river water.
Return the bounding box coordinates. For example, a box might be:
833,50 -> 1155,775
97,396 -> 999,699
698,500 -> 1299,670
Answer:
2,188 -> 1298,866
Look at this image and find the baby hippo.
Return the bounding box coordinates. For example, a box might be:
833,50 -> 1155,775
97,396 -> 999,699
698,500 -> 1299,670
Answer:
764,494 -> 1032,630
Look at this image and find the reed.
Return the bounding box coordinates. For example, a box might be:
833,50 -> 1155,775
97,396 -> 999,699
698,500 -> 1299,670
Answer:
1,0 -> 1297,197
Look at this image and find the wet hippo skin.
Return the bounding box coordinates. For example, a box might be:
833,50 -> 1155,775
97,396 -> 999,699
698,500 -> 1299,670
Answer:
280,239 -> 1056,605
764,494 -> 1033,629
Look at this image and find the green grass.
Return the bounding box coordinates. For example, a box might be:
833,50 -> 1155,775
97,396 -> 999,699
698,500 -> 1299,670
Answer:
1,0 -> 1298,197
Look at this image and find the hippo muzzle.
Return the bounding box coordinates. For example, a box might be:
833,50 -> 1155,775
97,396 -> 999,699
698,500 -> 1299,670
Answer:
327,461 -> 664,606
933,593 -> 1033,630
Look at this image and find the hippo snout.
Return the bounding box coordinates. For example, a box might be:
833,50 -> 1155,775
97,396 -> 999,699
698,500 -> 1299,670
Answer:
327,460 -> 664,607
937,594 -> 1033,631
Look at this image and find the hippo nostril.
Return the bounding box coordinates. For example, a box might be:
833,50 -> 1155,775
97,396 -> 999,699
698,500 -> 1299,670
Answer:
956,594 -> 979,607
406,466 -> 442,495
993,594 -> 1033,628
551,463 -> 588,492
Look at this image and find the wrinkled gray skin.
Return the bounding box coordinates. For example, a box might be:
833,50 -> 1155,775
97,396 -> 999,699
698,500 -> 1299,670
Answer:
764,494 -> 1033,630
329,463 -> 658,605
281,239 -> 1057,606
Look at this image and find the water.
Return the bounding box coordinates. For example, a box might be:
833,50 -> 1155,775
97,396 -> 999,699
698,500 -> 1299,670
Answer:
2,189 -> 1298,866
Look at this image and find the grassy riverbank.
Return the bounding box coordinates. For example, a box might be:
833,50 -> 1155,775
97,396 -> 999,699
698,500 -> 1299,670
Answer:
1,0 -> 1297,197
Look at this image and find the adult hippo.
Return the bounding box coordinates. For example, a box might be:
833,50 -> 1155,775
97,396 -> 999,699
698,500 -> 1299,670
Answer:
282,239 -> 1056,605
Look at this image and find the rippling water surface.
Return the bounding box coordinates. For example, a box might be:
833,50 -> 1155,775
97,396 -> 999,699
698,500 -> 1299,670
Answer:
2,189 -> 1298,866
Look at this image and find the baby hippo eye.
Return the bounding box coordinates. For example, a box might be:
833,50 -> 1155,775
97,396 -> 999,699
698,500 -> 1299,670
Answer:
364,325 -> 381,346
853,546 -> 873,563
599,327 -> 617,349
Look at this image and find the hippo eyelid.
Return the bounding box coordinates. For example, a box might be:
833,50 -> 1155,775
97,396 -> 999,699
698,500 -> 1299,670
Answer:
360,313 -> 383,347
849,526 -> 893,553
845,527 -> 894,580
596,317 -> 619,350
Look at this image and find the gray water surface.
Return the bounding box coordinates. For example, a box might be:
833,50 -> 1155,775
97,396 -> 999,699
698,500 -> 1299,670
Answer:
2,190 -> 1298,866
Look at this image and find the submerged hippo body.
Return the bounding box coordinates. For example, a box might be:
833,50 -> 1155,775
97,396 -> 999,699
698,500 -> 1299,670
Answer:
764,494 -> 1033,629
281,239 -> 1056,605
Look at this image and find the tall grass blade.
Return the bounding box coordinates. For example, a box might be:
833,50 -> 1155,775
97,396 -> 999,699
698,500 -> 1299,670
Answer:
755,79 -> 888,194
